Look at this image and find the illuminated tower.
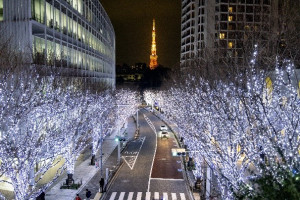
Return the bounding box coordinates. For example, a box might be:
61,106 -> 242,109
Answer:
149,19 -> 158,70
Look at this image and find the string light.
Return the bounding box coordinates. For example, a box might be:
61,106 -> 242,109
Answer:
144,47 -> 300,198
0,69 -> 139,199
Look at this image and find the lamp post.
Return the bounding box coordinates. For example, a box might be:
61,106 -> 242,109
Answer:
115,104 -> 132,165
99,127 -> 113,177
136,108 -> 139,128
115,104 -> 139,165
99,124 -> 104,178
116,104 -> 131,136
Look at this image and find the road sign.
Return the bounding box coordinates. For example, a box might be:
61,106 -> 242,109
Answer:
171,148 -> 186,156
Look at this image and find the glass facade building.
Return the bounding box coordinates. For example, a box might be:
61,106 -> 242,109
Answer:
0,0 -> 115,87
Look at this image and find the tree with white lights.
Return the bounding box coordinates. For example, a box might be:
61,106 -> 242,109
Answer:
0,67 -> 72,200
113,88 -> 140,136
88,92 -> 115,165
144,47 -> 300,198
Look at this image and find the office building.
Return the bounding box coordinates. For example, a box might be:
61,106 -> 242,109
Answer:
181,0 -> 278,65
0,0 -> 115,87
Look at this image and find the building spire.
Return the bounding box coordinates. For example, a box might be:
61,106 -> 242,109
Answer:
150,19 -> 158,70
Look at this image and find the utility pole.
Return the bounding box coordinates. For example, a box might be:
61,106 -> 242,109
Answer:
100,124 -> 103,178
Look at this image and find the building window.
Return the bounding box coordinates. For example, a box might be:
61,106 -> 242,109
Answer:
244,25 -> 250,31
228,42 -> 233,48
229,7 -> 233,13
264,77 -> 273,104
298,81 -> 300,98
219,33 -> 226,39
32,0 -> 45,24
228,16 -> 233,21
0,0 -> 3,21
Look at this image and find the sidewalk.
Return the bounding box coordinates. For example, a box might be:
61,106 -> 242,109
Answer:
45,116 -> 137,200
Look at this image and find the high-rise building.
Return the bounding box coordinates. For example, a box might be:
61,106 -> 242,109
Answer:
0,0 -> 115,87
150,19 -> 158,70
181,0 -> 278,65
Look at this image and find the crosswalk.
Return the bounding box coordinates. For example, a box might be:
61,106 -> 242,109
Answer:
108,192 -> 187,200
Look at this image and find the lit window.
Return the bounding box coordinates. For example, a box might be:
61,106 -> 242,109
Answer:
281,129 -> 285,136
229,7 -> 233,13
245,25 -> 250,30
237,144 -> 241,153
297,81 -> 300,98
219,33 -> 225,39
228,42 -> 233,48
282,96 -> 287,107
0,0 -> 3,21
228,16 -> 233,21
264,77 -> 273,104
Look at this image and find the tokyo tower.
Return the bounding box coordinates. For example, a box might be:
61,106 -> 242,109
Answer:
149,19 -> 158,70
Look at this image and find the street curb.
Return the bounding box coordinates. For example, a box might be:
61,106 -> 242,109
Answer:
99,116 -> 137,200
99,158 -> 125,200
76,146 -> 116,198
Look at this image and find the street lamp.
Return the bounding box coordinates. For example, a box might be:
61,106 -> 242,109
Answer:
115,104 -> 131,165
136,108 -> 139,128
115,104 -> 140,164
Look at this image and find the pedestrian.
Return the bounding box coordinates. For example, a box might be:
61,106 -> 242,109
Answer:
86,189 -> 92,200
99,178 -> 105,193
36,191 -> 45,200
75,194 -> 82,200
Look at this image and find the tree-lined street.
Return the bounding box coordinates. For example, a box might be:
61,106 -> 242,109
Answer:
103,109 -> 190,200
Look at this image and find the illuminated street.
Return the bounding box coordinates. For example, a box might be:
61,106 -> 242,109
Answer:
96,109 -> 191,200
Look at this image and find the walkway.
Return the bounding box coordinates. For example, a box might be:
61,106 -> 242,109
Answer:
45,117 -> 137,200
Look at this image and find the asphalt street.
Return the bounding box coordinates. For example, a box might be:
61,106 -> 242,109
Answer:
103,109 -> 191,200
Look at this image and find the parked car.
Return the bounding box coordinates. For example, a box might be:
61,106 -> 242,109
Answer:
160,125 -> 168,131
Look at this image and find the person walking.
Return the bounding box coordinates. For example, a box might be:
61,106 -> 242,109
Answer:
99,178 -> 105,193
75,194 -> 82,200
86,189 -> 92,200
36,191 -> 45,200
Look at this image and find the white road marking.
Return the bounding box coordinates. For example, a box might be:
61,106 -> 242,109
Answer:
118,192 -> 125,200
154,192 -> 159,199
150,178 -> 184,181
137,192 -> 142,200
180,193 -> 186,200
163,192 -> 168,200
171,193 -> 177,200
109,192 -> 185,200
109,192 -> 117,200
146,192 -> 151,200
144,114 -> 158,192
127,192 -> 134,200
122,137 -> 146,170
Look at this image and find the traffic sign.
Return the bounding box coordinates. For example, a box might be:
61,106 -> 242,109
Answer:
171,148 -> 186,156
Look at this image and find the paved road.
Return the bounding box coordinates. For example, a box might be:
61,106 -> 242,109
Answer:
103,109 -> 191,200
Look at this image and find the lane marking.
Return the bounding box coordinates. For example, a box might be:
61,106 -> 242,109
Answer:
109,192 -> 117,200
154,192 -> 159,200
118,192 -> 125,200
137,192 -> 142,200
146,192 -> 151,200
180,193 -> 186,200
150,178 -> 184,181
122,137 -> 146,170
163,192 -> 168,200
171,193 -> 177,200
144,114 -> 158,192
127,192 -> 134,200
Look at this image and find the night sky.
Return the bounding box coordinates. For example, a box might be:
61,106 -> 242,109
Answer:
100,0 -> 181,68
